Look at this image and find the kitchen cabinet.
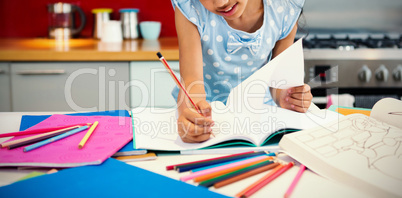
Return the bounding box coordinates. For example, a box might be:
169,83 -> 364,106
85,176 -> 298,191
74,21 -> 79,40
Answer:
10,62 -> 129,112
130,61 -> 180,108
0,63 -> 11,111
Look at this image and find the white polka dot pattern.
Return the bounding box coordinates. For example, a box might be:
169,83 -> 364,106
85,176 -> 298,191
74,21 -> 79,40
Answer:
270,20 -> 275,27
171,0 -> 304,103
216,35 -> 223,42
277,6 -> 284,13
234,67 -> 240,74
210,20 -> 216,27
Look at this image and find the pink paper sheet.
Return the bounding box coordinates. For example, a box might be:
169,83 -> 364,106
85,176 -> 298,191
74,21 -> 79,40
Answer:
0,114 -> 133,167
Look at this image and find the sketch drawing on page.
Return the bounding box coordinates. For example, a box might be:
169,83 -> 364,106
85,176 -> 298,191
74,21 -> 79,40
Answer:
295,116 -> 402,181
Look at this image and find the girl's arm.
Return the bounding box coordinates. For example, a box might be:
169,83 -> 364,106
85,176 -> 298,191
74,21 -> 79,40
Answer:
175,7 -> 214,142
270,24 -> 313,112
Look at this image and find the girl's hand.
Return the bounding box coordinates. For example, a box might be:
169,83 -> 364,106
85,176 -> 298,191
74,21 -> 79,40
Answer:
177,100 -> 215,143
277,84 -> 312,113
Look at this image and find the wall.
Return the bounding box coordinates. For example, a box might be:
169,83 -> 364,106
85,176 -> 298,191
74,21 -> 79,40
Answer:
303,0 -> 402,33
0,0 -> 177,38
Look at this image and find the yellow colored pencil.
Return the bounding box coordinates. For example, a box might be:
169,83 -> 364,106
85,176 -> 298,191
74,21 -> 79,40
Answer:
78,121 -> 99,149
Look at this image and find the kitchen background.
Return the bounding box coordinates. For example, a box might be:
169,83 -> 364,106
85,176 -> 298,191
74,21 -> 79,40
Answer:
1,0 -> 402,38
0,0 -> 177,38
0,0 -> 401,111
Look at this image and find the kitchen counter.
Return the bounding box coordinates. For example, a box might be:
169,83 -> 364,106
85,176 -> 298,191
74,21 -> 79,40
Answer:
2,38 -> 402,62
0,38 -> 179,61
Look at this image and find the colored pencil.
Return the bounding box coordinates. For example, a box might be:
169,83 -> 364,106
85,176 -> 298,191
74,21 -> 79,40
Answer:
78,121 -> 99,149
157,52 -> 201,114
176,151 -> 271,172
176,151 -> 274,173
198,161 -> 274,188
238,162 -> 294,198
180,155 -> 271,182
194,157 -> 273,182
157,52 -> 217,138
191,156 -> 262,172
1,125 -> 82,148
0,123 -> 91,138
235,164 -> 284,197
166,151 -> 254,171
214,162 -> 280,188
284,164 -> 306,198
6,126 -> 81,149
23,125 -> 89,152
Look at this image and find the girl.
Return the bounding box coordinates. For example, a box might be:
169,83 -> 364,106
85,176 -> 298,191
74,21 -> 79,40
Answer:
171,0 -> 312,143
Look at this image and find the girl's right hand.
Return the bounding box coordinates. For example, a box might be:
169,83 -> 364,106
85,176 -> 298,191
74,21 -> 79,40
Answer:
177,100 -> 215,143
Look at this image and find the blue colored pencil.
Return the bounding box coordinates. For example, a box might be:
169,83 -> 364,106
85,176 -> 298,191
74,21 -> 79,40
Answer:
23,125 -> 89,152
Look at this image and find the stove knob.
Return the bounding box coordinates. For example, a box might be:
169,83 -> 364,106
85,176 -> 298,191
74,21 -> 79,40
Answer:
358,65 -> 372,82
393,65 -> 402,82
375,65 -> 389,82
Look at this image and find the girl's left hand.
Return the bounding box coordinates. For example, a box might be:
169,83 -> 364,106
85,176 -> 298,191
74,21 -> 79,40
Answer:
277,84 -> 313,113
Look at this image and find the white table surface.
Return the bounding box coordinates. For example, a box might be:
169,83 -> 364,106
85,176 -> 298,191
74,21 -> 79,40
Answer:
0,112 -> 371,198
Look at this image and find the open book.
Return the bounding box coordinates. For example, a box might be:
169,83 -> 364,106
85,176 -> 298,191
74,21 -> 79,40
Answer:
279,98 -> 402,198
133,39 -> 341,151
133,106 -> 340,151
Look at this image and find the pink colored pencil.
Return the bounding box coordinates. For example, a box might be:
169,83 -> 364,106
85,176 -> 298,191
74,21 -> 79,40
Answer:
180,155 -> 270,182
1,125 -> 82,148
284,164 -> 306,198
0,123 -> 91,138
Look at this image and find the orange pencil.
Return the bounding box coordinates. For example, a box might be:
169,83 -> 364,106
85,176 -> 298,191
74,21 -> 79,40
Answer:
214,162 -> 280,189
194,157 -> 273,182
235,164 -> 284,197
157,52 -> 215,138
238,162 -> 294,198
157,52 -> 201,114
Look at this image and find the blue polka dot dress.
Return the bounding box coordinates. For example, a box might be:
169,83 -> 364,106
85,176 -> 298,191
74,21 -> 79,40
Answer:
171,0 -> 305,105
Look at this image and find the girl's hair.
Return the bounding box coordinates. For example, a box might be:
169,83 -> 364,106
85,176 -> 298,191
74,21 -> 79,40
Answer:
297,8 -> 309,36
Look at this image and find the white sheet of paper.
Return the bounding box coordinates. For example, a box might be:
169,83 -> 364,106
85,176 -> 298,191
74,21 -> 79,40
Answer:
280,114 -> 402,197
249,37 -> 305,89
225,38 -> 305,112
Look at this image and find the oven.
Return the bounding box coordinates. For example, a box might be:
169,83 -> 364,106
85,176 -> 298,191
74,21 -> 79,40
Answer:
298,0 -> 402,109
